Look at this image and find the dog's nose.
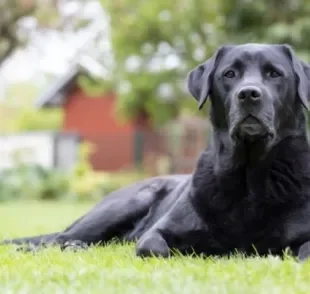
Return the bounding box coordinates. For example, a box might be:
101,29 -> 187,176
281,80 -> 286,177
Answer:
237,86 -> 262,102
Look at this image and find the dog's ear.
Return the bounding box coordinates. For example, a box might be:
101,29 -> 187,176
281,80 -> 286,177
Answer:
187,46 -> 229,110
282,44 -> 310,110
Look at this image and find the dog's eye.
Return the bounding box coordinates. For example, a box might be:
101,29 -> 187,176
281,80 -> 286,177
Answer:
223,70 -> 236,78
267,70 -> 281,78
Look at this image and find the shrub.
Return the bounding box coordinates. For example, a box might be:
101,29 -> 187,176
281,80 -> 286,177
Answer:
0,164 -> 70,201
0,142 -> 149,202
0,164 -> 147,202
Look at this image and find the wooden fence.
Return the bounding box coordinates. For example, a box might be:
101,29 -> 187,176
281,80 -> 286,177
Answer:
85,117 -> 211,175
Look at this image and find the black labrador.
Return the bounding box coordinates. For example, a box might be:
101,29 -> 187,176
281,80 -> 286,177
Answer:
4,43 -> 310,262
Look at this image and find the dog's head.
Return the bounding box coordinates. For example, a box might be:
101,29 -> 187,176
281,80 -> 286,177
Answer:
187,43 -> 310,155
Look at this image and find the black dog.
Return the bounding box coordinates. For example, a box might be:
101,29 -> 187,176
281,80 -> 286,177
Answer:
4,43 -> 310,262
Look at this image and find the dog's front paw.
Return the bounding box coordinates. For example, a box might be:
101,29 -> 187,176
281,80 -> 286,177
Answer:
60,240 -> 89,252
136,233 -> 170,258
297,242 -> 310,262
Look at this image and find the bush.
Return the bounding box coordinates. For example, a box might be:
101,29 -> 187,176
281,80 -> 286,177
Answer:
0,164 -> 70,201
0,142 -> 148,202
0,164 -> 147,202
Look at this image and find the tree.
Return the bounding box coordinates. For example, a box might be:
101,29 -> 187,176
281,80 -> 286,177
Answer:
100,0 -> 226,126
0,0 -> 65,66
0,0 -> 96,67
100,0 -> 310,126
220,0 -> 310,60
0,0 -> 36,66
0,0 -> 104,134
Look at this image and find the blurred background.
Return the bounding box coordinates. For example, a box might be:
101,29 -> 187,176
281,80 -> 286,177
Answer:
1,0 -> 310,203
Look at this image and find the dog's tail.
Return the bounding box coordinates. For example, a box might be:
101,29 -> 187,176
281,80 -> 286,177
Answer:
1,233 -> 59,246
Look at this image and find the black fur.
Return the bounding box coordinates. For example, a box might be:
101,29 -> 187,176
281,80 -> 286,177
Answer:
4,43 -> 310,262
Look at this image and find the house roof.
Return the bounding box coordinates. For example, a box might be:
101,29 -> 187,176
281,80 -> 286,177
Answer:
35,65 -> 82,108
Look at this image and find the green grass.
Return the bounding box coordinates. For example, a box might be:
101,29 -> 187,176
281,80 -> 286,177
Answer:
0,201 -> 310,294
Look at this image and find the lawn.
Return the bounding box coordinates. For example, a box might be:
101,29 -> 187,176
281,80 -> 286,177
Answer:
0,201 -> 310,294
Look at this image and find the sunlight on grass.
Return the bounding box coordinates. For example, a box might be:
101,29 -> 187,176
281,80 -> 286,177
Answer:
0,201 -> 310,293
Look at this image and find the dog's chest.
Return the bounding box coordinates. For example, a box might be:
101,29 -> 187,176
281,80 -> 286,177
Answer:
209,196 -> 281,242
204,197 -> 292,256
190,148 -> 310,254
192,170 -> 298,253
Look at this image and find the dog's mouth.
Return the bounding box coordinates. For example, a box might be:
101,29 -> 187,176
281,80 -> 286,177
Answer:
230,115 -> 275,143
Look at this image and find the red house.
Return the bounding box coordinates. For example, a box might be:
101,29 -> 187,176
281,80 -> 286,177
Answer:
35,66 -> 152,171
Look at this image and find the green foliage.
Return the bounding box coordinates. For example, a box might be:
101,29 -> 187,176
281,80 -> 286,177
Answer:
100,0 -> 224,125
0,164 -> 146,202
221,0 -> 310,59
0,165 -> 69,202
0,82 -> 63,133
0,103 -> 62,134
0,0 -> 95,65
11,108 -> 63,132
78,75 -> 113,98
0,142 -> 148,202
68,142 -> 148,201
97,0 -> 310,125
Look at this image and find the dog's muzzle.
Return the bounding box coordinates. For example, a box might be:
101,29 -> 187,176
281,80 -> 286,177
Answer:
230,115 -> 275,143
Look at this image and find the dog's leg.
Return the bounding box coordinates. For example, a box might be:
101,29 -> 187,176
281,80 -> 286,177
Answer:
5,180 -> 164,253
54,178 -> 186,252
53,187 -> 159,251
136,232 -> 170,257
136,186 -> 206,258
